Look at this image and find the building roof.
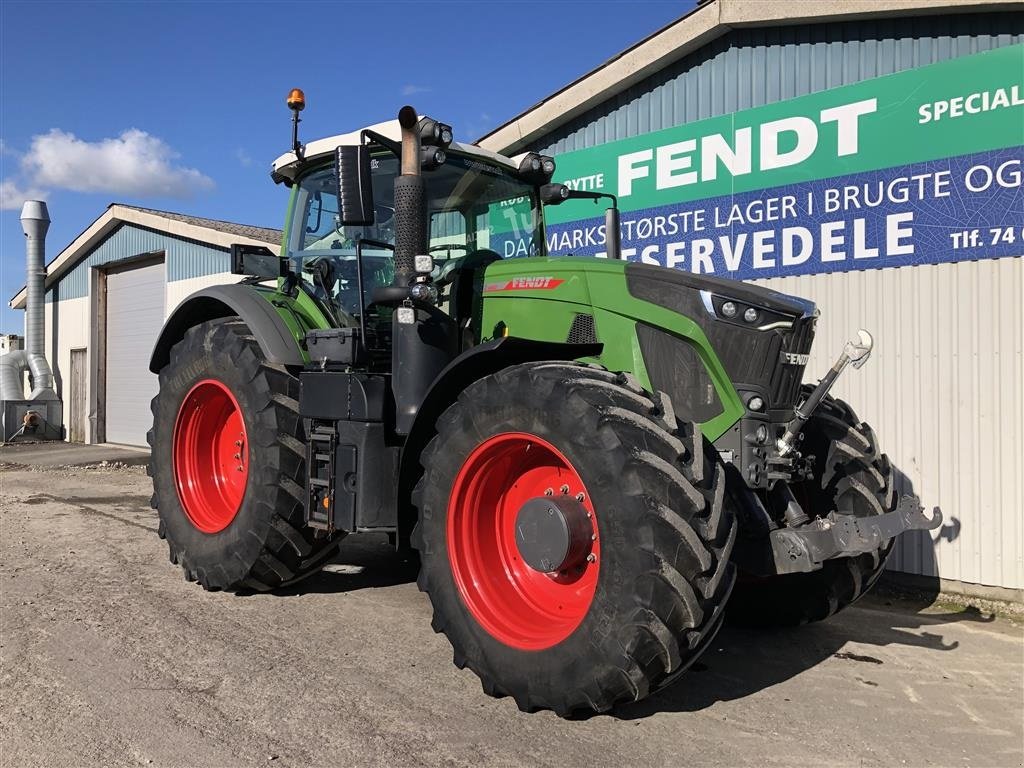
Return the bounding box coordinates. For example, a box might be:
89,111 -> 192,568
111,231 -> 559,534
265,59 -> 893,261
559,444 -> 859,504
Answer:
9,204 -> 282,310
476,0 -> 1015,155
116,205 -> 283,245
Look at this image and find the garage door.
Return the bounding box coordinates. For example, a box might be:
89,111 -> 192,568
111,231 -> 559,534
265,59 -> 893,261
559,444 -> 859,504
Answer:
105,259 -> 166,446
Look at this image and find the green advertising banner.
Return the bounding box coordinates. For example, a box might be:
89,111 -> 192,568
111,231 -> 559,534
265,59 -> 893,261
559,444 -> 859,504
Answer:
495,44 -> 1024,279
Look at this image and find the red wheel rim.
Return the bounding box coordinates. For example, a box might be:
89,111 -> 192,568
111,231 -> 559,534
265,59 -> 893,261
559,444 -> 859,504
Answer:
173,379 -> 248,534
447,432 -> 599,651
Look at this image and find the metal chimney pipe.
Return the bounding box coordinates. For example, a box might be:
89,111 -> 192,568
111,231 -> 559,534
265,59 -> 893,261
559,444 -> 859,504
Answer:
19,200 -> 56,398
21,201 -> 50,357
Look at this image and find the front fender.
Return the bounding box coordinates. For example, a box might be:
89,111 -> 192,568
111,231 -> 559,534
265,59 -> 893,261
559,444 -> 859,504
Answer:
396,336 -> 602,546
149,284 -> 307,373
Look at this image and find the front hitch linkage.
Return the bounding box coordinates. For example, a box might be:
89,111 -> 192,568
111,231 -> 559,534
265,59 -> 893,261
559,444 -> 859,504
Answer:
771,495 -> 943,574
777,329 -> 874,457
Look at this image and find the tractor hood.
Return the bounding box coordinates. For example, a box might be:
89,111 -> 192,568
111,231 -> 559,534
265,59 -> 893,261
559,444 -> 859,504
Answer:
624,262 -> 816,320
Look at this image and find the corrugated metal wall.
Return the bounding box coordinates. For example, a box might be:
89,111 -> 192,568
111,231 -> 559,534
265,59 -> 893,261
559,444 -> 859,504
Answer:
46,223 -> 230,301
528,12 -> 1024,590
533,13 -> 1024,156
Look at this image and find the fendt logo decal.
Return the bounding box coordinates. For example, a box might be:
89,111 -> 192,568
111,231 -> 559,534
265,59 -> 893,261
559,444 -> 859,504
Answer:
484,277 -> 565,292
781,352 -> 811,366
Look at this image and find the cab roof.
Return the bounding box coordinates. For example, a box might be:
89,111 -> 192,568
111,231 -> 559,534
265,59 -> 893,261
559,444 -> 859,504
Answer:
271,117 -> 522,183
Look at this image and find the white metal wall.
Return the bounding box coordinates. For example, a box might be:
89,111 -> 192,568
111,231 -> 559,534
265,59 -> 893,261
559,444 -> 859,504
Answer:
754,255 -> 1024,590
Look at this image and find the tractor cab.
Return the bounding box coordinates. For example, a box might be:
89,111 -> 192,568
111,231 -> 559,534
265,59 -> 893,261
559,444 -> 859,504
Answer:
270,116 -> 555,340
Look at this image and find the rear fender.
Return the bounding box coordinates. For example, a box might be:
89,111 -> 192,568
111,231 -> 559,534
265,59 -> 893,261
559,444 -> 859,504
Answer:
149,284 -> 307,373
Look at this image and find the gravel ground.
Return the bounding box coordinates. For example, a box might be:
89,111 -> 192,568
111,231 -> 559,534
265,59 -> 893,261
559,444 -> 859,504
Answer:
1,464 -> 1021,768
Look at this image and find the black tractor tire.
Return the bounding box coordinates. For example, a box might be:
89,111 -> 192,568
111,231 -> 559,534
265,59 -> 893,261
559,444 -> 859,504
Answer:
728,387 -> 896,627
148,318 -> 340,591
412,361 -> 736,716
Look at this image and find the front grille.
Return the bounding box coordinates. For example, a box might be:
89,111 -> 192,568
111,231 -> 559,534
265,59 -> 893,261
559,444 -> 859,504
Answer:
770,316 -> 815,407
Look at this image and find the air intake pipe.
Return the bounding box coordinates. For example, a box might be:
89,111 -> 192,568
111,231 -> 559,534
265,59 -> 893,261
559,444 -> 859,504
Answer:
0,201 -> 57,402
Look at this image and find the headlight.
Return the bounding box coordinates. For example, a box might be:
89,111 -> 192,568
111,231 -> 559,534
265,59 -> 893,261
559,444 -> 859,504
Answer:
755,425 -> 768,443
748,396 -> 764,412
700,290 -> 799,331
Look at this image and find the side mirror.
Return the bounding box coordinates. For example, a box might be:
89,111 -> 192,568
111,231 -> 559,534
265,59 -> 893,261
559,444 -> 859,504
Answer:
230,243 -> 285,277
336,145 -> 374,226
540,184 -> 623,260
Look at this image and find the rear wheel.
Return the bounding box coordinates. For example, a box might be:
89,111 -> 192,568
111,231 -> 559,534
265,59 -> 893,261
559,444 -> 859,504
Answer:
148,318 -> 340,591
413,362 -> 736,716
729,389 -> 895,626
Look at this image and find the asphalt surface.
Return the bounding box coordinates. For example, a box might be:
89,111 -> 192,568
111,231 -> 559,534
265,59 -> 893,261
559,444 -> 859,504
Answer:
1,463 -> 1022,768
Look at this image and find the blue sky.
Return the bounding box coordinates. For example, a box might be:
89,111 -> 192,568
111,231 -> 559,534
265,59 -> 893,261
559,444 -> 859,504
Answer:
0,0 -> 696,332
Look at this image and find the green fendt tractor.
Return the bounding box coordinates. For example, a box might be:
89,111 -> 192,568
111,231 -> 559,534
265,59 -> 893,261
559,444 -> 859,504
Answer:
148,94 -> 940,715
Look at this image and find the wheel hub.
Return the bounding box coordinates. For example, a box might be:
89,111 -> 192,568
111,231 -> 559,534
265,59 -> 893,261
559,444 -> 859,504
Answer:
515,496 -> 592,573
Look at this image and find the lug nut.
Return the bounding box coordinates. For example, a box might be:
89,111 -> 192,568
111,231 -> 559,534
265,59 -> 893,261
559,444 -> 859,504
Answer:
576,492 -> 585,502
586,553 -> 597,563
544,488 -> 553,496
560,484 -> 570,494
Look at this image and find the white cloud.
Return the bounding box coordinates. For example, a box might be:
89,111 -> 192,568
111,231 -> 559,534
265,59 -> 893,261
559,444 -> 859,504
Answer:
19,129 -> 214,199
0,178 -> 47,211
234,148 -> 253,168
400,84 -> 431,96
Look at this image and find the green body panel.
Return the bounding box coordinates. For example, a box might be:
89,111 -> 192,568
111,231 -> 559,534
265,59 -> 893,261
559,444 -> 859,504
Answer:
479,258 -> 745,440
254,285 -> 329,365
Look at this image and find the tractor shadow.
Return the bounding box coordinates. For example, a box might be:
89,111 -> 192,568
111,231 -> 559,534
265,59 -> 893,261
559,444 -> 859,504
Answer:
270,533 -> 419,596
606,597 -> 993,720
608,463 -> 976,720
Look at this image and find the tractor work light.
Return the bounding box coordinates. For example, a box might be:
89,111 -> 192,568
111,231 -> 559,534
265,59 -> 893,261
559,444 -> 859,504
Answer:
721,301 -> 737,318
748,395 -> 765,412
520,153 -> 542,174
414,254 -> 434,274
744,307 -> 759,323
518,153 -> 555,183
421,147 -> 447,170
418,117 -> 453,148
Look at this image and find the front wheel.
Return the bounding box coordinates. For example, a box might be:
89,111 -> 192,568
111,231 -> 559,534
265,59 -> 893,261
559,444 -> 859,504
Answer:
148,318 -> 340,591
412,362 -> 736,716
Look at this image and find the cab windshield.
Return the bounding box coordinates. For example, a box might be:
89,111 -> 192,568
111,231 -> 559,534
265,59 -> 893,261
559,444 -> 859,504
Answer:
288,150 -> 541,323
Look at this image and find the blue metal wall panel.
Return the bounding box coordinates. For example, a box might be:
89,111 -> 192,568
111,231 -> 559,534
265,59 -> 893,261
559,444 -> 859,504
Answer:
46,223 -> 230,301
531,12 -> 1024,155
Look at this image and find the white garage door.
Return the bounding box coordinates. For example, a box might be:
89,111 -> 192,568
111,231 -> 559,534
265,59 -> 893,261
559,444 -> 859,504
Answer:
105,260 -> 166,446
